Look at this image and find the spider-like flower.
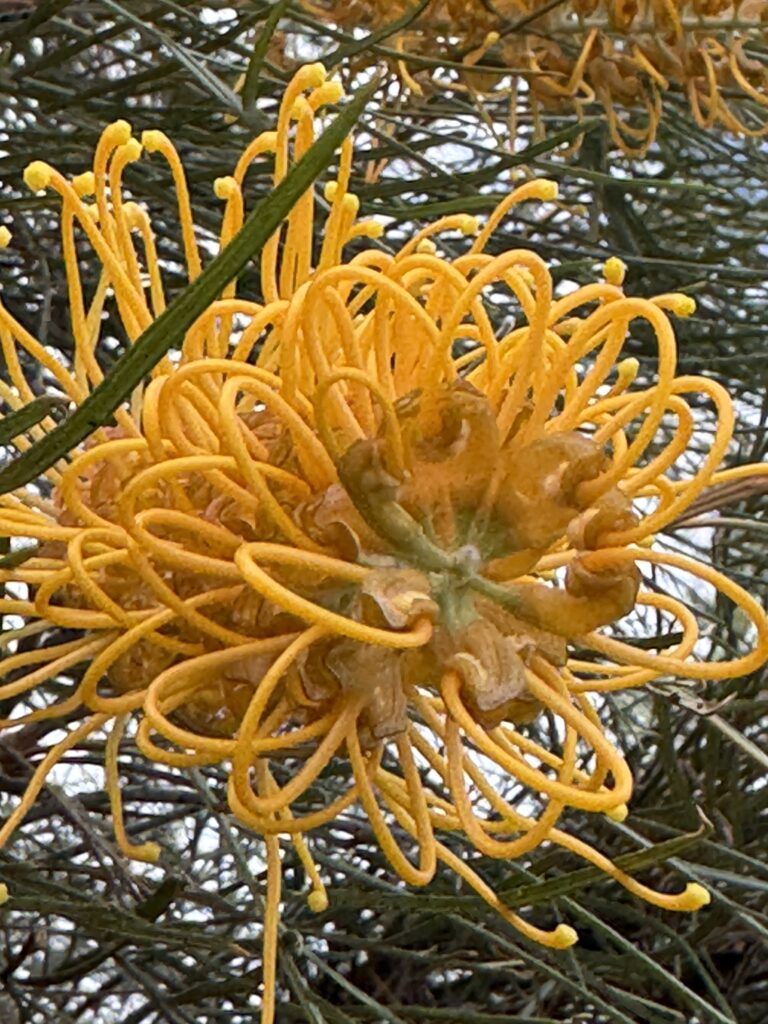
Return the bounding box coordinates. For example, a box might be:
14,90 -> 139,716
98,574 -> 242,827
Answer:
1,63 -> 767,1023
299,0 -> 768,155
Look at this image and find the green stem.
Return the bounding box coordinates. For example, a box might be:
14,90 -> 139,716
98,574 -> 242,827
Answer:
239,0 -> 293,113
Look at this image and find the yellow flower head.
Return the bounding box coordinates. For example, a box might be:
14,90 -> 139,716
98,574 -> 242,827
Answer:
299,0 -> 768,155
1,64 -> 766,1023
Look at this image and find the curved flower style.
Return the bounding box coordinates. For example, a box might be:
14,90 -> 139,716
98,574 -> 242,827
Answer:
299,0 -> 768,155
1,63 -> 767,1023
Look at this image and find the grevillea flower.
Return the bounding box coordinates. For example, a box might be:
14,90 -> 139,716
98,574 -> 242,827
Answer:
1,63 -> 767,1023
299,0 -> 768,155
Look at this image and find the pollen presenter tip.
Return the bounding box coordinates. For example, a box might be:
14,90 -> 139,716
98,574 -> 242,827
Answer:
536,180 -> 558,201
107,119 -> 132,146
214,176 -> 238,201
137,841 -> 162,864
684,883 -> 711,910
313,81 -> 344,106
605,803 -> 629,823
307,890 -> 329,913
72,170 -> 96,197
300,62 -> 327,90
23,161 -> 53,193
140,129 -> 166,153
120,138 -> 143,163
553,924 -> 579,948
603,256 -> 627,286
672,295 -> 696,317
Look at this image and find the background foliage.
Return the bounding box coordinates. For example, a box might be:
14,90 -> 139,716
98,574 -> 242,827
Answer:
0,3 -> 766,1022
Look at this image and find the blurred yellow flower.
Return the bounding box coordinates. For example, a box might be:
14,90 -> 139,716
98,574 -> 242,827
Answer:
1,61 -> 767,1024
300,0 -> 768,155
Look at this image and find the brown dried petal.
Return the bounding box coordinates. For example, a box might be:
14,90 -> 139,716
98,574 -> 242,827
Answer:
297,483 -> 380,558
108,640 -> 176,694
565,557 -> 640,628
473,597 -> 568,668
447,619 -> 533,729
360,568 -> 437,629
567,487 -> 638,550
326,641 -> 408,740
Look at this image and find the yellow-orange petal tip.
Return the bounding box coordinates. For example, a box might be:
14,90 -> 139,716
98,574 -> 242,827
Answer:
553,924 -> 578,948
214,176 -> 238,200
0,226 -> 11,248
313,80 -> 343,107
72,170 -> 96,197
356,219 -> 384,239
605,803 -> 628,823
137,841 -> 162,864
141,129 -> 166,153
301,62 -> 327,90
672,295 -> 696,317
0,883 -> 8,904
537,180 -> 558,201
24,161 -> 53,192
290,96 -> 311,120
106,119 -> 132,146
307,889 -> 329,913
121,138 -> 143,162
122,201 -> 142,227
604,256 -> 626,286
684,883 -> 711,910
617,356 -> 639,380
